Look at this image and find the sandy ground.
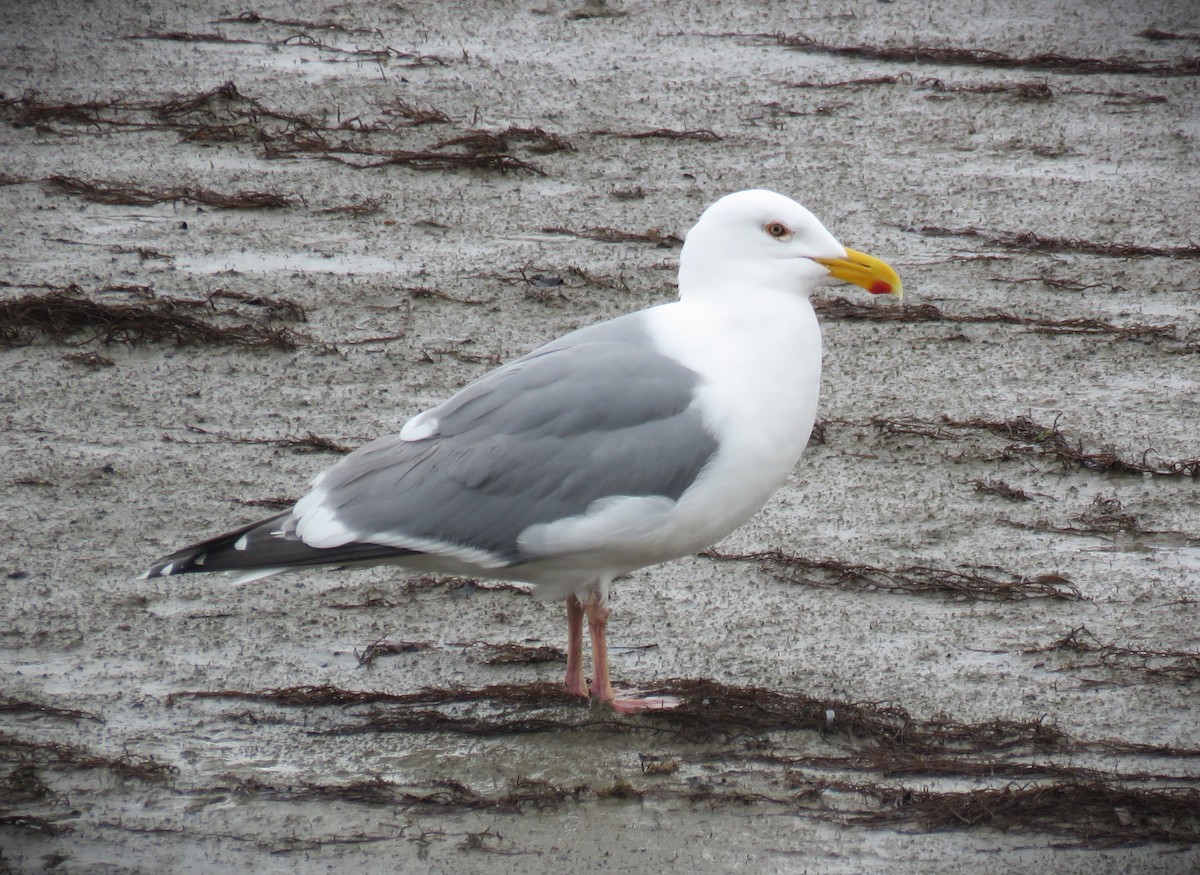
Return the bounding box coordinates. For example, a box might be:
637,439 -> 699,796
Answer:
2,0 -> 1199,872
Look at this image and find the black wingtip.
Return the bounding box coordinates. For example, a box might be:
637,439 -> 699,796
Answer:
140,510 -> 420,580
140,512 -> 291,579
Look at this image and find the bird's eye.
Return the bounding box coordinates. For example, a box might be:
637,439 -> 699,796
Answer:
765,221 -> 790,239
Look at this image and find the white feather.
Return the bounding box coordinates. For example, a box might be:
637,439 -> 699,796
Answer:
400,411 -> 439,441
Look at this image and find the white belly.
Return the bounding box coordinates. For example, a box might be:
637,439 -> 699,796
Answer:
643,293 -> 823,553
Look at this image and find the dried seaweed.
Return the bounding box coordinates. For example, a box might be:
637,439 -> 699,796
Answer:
989,274 -> 1125,293
131,30 -> 260,44
0,287 -> 303,350
594,127 -> 722,141
902,223 -> 1200,258
926,77 -> 1054,99
164,679 -> 1072,752
131,31 -> 220,45
0,697 -> 103,723
417,346 -> 503,366
755,749 -> 1119,783
434,125 -> 574,154
541,225 -> 684,246
264,122 -> 562,173
7,81 -> 210,131
403,285 -> 493,306
61,350 -> 115,368
813,295 -> 1176,340
756,99 -> 851,118
0,81 -> 315,137
703,548 -> 1080,601
852,780 -> 1200,844
294,145 -> 545,175
128,30 -> 442,66
741,32 -> 1200,76
201,288 -> 307,321
1,90 -> 131,131
162,424 -> 353,454
378,99 -> 452,126
2,83 -> 559,178
921,77 -> 1166,104
788,75 -> 907,89
227,495 -> 296,511
482,262 -> 626,296
1073,495 -> 1140,533
885,73 -> 1059,98
654,682 -> 1074,748
225,774 -> 578,813
871,413 -> 1037,441
405,777 -> 576,813
1026,626 -> 1200,683
277,34 -> 448,66
165,684 -> 411,708
998,495 -> 1187,539
156,80 -> 320,128
871,414 -> 1200,478
44,175 -> 292,209
471,642 -> 567,665
971,478 -> 1034,501
0,732 -> 176,781
317,198 -> 383,216
324,593 -> 400,610
355,637 -> 434,668
785,73 -> 1164,105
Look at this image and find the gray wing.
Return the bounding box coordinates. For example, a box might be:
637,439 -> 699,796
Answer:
298,312 -> 719,565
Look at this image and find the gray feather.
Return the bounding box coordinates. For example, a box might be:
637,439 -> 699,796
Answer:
314,313 -> 718,564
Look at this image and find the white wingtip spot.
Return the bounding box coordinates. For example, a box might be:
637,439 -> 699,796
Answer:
233,535 -> 249,551
400,411 -> 439,442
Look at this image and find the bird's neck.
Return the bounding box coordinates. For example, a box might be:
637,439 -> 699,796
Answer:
676,278 -> 815,335
677,255 -> 822,307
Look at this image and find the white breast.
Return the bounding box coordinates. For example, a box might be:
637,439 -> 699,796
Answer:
642,290 -> 823,553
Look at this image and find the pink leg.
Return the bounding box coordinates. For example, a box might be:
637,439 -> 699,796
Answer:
563,594 -> 588,699
583,592 -> 680,714
584,592 -> 616,703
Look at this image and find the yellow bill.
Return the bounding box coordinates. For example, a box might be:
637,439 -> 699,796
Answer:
814,248 -> 903,299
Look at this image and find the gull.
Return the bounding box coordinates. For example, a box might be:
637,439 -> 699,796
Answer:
143,189 -> 902,712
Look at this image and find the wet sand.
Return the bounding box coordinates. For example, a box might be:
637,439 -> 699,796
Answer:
2,1 -> 1198,872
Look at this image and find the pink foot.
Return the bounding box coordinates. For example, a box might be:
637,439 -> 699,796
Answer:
565,677 -> 590,700
594,687 -> 682,714
578,592 -> 680,713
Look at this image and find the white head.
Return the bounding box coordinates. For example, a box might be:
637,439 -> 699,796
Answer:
678,189 -> 901,302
